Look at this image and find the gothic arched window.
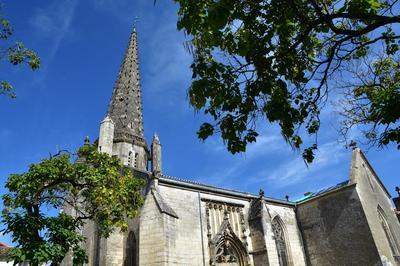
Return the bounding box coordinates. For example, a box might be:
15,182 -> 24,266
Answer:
272,216 -> 290,266
124,231 -> 137,266
378,206 -> 400,256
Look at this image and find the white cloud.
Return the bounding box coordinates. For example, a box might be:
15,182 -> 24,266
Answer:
194,128 -> 292,188
203,125 -> 289,158
246,133 -> 286,159
92,0 -> 192,113
30,0 -> 78,63
258,141 -> 348,188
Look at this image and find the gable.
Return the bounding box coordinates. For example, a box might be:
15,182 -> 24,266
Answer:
350,148 -> 391,199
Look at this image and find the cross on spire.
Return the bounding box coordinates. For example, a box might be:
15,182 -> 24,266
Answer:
133,16 -> 139,32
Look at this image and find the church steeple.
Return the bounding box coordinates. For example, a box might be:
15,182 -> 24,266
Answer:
107,27 -> 145,146
98,26 -> 149,170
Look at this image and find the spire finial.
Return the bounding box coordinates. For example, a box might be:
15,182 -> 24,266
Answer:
133,16 -> 139,32
153,132 -> 160,142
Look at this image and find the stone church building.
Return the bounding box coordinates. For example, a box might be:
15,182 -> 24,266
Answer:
71,27 -> 400,266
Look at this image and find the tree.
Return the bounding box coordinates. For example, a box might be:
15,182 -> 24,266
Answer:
340,55 -> 400,149
172,0 -> 400,162
1,144 -> 144,266
0,7 -> 40,99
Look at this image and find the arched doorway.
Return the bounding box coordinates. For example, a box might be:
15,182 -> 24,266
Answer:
124,231 -> 137,266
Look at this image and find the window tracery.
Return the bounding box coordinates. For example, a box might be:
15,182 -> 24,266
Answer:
272,216 -> 290,266
204,200 -> 249,266
378,206 -> 400,256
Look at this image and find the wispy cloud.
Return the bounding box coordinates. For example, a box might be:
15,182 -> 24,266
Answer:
145,22 -> 192,92
93,0 -> 192,113
246,133 -> 287,159
195,128 -> 290,188
261,141 -> 348,188
204,125 -> 288,157
30,0 -> 78,65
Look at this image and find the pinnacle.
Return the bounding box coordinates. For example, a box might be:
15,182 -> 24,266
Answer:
152,133 -> 160,143
101,115 -> 113,123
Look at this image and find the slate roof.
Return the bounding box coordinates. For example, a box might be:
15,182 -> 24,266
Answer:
159,174 -> 295,206
294,180 -> 350,203
131,167 -> 352,207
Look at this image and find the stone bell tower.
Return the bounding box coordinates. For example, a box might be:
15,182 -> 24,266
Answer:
98,25 -> 149,169
95,25 -> 149,266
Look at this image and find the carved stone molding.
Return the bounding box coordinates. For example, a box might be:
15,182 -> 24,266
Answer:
204,200 -> 250,265
210,212 -> 250,266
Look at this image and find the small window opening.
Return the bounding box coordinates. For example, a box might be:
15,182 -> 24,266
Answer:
128,151 -> 133,166
134,153 -> 138,168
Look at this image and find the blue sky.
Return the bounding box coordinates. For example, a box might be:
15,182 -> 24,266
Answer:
0,0 -> 399,244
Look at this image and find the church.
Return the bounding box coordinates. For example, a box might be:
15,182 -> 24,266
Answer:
70,27 -> 400,266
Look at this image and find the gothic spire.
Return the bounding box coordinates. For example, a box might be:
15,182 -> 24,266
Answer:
107,26 -> 145,146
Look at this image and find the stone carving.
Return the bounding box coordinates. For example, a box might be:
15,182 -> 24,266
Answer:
248,198 -> 263,221
210,211 -> 249,266
204,200 -> 249,265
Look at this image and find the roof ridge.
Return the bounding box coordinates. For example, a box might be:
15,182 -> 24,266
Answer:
160,174 -> 292,204
161,174 -> 257,195
294,180 -> 350,203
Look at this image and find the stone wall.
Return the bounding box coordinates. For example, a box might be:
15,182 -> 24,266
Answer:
157,185 -> 223,265
140,183 -> 307,266
394,197 -> 400,223
138,190 -> 169,265
267,204 -> 306,266
248,197 -> 270,266
297,185 -> 381,266
112,142 -> 147,170
350,149 -> 400,265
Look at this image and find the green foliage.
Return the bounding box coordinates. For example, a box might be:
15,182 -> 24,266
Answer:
0,9 -> 40,99
1,145 -> 144,266
343,57 -> 400,149
172,0 -> 400,163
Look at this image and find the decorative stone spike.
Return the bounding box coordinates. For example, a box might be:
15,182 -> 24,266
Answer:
151,133 -> 162,174
84,136 -> 90,146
